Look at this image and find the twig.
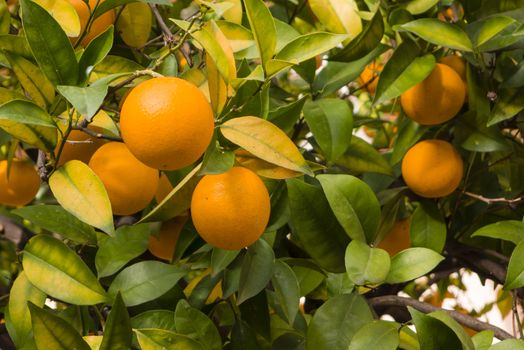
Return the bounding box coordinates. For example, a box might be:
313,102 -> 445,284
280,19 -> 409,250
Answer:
108,69 -> 164,94
36,150 -> 48,182
149,4 -> 174,44
72,126 -> 123,142
369,295 -> 514,340
463,191 -> 524,205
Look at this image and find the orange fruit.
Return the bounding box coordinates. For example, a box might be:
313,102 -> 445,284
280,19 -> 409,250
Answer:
148,215 -> 188,261
358,61 -> 382,94
401,139 -> 463,198
190,166 -> 270,250
0,159 -> 40,207
88,142 -> 159,215
400,63 -> 465,125
377,217 -> 411,256
69,0 -> 115,46
439,55 -> 466,83
155,173 -> 173,203
120,77 -> 214,171
56,129 -> 106,166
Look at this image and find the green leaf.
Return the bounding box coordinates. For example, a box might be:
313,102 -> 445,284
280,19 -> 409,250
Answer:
345,240 -> 390,285
403,0 -> 439,14
238,239 -> 275,304
408,307 -> 463,350
117,2 -> 151,48
49,160 -> 114,235
23,235 -> 108,305
303,98 -> 353,162
457,111 -> 510,152
0,87 -> 27,105
398,18 -> 473,52
335,136 -> 394,176
306,293 -> 373,350
472,220 -> 524,245
317,174 -> 381,243
410,201 -> 446,253
489,339 -> 524,349
390,118 -> 427,165
78,26 -> 115,83
242,0 -> 276,72
347,320 -> 400,350
108,261 -> 186,306
271,260 -> 300,324
286,179 -> 350,273
12,205 -> 96,244
0,34 -> 33,59
135,329 -> 204,350
385,247 -> 444,284
275,32 -> 347,63
0,99 -> 55,127
487,87 -> 524,126
211,248 -> 240,276
504,239 -> 524,290
220,116 -> 312,175
200,138 -> 236,175
100,293 -> 132,350
472,331 -> 494,350
5,272 -> 46,349
330,10 -> 384,62
468,15 -> 516,47
57,84 -> 108,122
174,299 -> 222,350
131,310 -> 176,331
95,223 -> 151,278
374,39 -> 436,105
308,0 -> 362,39
28,302 -> 91,350
20,0 -> 78,86
0,0 -> 9,34
427,311 -> 474,350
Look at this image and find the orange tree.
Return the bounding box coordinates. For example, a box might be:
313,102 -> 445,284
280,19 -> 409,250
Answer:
0,0 -> 523,348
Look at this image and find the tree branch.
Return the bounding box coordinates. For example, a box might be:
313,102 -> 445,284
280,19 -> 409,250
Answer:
149,4 -> 174,44
463,191 -> 524,205
36,150 -> 48,182
72,126 -> 123,142
369,295 -> 514,340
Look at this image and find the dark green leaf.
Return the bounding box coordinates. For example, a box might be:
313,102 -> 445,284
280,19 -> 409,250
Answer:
347,320 -> 400,350
135,328 -> 205,350
306,293 -> 373,350
12,205 -> 96,244
487,87 -> 524,126
335,136 -> 394,176
1,35 -> 37,63
472,220 -> 524,244
427,311 -> 474,350
408,307 -> 463,350
20,0 -> 78,86
410,201 -> 446,253
131,310 -> 176,331
0,100 -> 55,127
345,240 -> 390,285
200,138 -> 235,175
28,302 -> 90,350
211,248 -> 240,276
504,239 -> 524,290
100,293 -> 132,350
286,179 -> 349,273
174,299 -> 222,350
457,111 -> 510,152
390,118 -> 427,165
272,260 -> 300,324
78,26 -> 115,83
238,239 -> 275,304
231,319 -> 262,350
385,248 -> 444,284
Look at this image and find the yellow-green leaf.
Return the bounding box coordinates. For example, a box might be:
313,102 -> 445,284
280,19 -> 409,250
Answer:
216,20 -> 255,53
49,160 -> 114,235
83,336 -> 103,350
23,235 -> 108,305
34,0 -> 81,36
220,116 -> 313,175
116,2 -> 152,48
220,0 -> 242,23
242,0 -> 276,72
207,54 -> 228,114
308,0 -> 362,41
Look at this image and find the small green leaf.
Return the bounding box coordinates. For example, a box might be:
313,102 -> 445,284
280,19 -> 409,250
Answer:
398,18 -> 473,52
306,293 -> 373,350
174,299 -> 222,350
135,329 -> 204,350
504,240 -> 524,290
468,15 -> 516,47
385,248 -> 444,284
242,0 -> 276,72
489,339 -> 524,349
272,260 -> 300,324
95,224 -> 151,278
410,201 -> 446,253
20,0 -> 79,86
108,261 -> 186,306
100,293 -> 132,350
57,84 -> 108,122
23,235 -> 108,305
335,136 -> 394,176
347,320 -> 400,350
286,179 -> 349,273
471,331 -> 494,350
345,240 -> 390,285
29,302 -> 91,350
427,311 -> 474,350
275,32 -> 348,64
317,174 -> 381,243
5,272 -> 46,349
131,310 -> 176,331
308,0 -> 362,40
78,26 -> 115,83
12,205 -> 96,244
487,87 -> 524,127
303,98 -> 353,162
200,138 -> 236,175
390,118 -> 427,165
49,160 -> 114,235
238,239 -> 275,304
472,220 -> 524,245
211,248 -> 240,276
403,0 -> 439,14
408,307 -> 464,350
221,116 -> 312,176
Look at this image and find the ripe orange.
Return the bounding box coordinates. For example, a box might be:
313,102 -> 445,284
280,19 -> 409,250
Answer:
120,77 -> 214,171
0,159 -> 40,207
88,142 -> 159,215
190,166 -> 270,250
148,215 -> 188,261
358,61 -> 383,94
56,129 -> 106,166
68,0 -> 115,46
377,217 -> 411,256
439,55 -> 466,83
400,63 -> 465,125
401,139 -> 463,198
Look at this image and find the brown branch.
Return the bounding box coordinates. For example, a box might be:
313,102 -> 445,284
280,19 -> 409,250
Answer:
149,4 -> 174,44
463,191 -> 524,205
36,150 -> 48,182
369,295 -> 514,340
72,127 -> 123,142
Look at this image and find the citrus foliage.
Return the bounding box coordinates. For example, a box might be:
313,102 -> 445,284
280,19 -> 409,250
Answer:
0,0 -> 523,349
